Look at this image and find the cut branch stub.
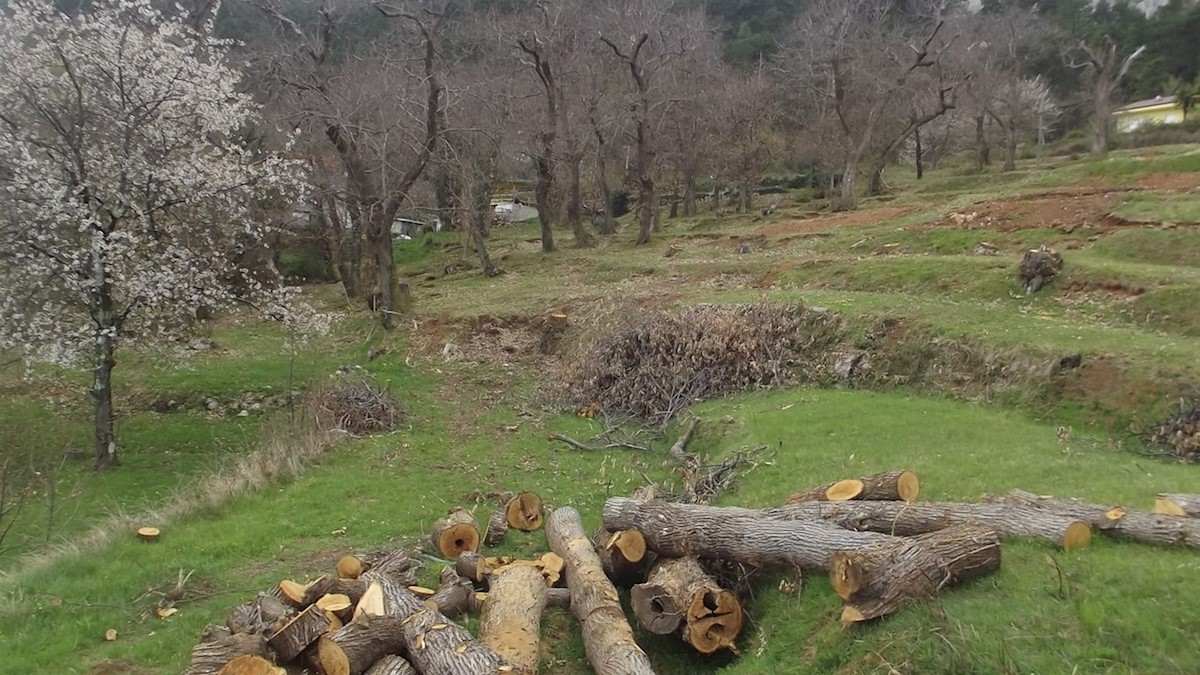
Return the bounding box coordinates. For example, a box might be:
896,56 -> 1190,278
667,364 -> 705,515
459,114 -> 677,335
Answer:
268,605 -> 331,663
430,508 -> 481,559
1154,494 -> 1200,518
831,523 -> 1001,624
506,492 -> 544,531
785,470 -> 920,504
630,557 -> 743,654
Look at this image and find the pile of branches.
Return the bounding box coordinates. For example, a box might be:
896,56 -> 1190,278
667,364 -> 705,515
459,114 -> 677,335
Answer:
561,303 -> 841,424
316,370 -> 402,435
1147,399 -> 1200,462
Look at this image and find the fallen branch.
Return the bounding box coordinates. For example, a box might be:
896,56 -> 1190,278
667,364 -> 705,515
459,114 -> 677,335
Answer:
547,433 -> 650,452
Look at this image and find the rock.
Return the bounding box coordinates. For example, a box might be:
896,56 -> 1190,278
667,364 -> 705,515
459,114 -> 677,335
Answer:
238,409 -> 250,417
974,242 -> 999,256
832,350 -> 870,380
206,399 -> 220,411
188,337 -> 212,351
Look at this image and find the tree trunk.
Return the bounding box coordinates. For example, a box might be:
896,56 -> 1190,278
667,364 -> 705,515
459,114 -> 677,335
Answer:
592,127 -> 616,235
835,153 -> 859,211
988,490 -> 1200,548
737,182 -> 751,214
785,470 -> 920,504
534,154 -> 556,253
603,497 -> 900,571
1003,120 -> 1018,172
368,210 -> 401,330
761,500 -> 1091,549
914,125 -> 924,180
546,507 -> 656,675
831,523 -> 1001,623
1092,80 -> 1112,155
186,625 -> 270,675
92,326 -> 118,470
365,655 -> 417,675
1154,494 -> 1200,518
478,565 -> 547,674
630,557 -> 743,654
682,171 -> 696,217
468,187 -> 501,278
974,114 -> 990,172
866,156 -> 886,197
567,156 -> 592,247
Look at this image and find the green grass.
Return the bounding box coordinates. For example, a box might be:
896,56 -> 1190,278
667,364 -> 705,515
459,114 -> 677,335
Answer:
4,145 -> 1200,674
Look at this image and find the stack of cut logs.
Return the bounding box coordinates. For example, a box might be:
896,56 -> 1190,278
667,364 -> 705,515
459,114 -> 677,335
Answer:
187,469 -> 1200,675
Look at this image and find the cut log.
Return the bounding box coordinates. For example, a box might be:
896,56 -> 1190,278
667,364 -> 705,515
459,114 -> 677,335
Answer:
364,655 -> 417,675
359,549 -> 418,586
359,569 -> 508,675
506,492 -> 544,531
593,526 -> 651,587
228,593 -> 295,636
353,581 -> 386,621
785,470 -> 920,504
988,490 -> 1200,547
423,567 -> 476,618
478,564 -> 548,674
337,555 -> 364,580
630,557 -> 743,654
546,507 -> 656,675
760,500 -> 1091,549
314,614 -> 406,675
484,507 -> 509,547
604,497 -> 901,571
137,526 -> 161,542
186,625 -> 271,675
831,523 -> 1001,623
1154,494 -> 1200,518
431,508 -> 481,559
317,594 -> 354,623
217,655 -> 284,675
456,551 -> 488,586
268,604 -> 332,663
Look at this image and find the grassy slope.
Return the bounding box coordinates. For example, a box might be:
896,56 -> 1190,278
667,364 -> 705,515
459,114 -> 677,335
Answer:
2,146 -> 1200,674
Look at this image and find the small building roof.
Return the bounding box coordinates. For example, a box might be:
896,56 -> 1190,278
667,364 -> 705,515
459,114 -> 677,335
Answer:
1115,95 -> 1179,113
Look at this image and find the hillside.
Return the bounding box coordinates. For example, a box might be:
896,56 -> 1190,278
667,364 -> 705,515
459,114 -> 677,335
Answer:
1,146 -> 1198,674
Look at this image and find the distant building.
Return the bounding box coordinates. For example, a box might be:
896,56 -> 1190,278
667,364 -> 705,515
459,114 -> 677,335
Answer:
1113,95 -> 1185,132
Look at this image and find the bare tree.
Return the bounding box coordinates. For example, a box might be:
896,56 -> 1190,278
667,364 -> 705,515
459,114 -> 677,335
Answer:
1067,36 -> 1146,155
711,67 -> 779,213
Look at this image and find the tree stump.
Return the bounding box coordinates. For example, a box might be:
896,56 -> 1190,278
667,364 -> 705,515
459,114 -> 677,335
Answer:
785,470 -> 920,504
268,605 -> 332,663
830,523 -> 1001,623
1154,493 -> 1200,518
1019,246 -> 1063,294
430,508 -> 481,559
136,526 -> 161,542
186,625 -> 270,675
478,564 -> 548,674
506,492 -> 544,531
630,557 -> 743,654
546,507 -> 656,675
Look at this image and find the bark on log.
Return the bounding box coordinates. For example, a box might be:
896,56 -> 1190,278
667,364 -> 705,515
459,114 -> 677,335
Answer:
359,549 -> 418,585
478,564 -> 548,674
364,655 -> 417,675
785,470 -> 920,504
506,492 -> 544,531
217,655 -> 284,675
988,489 -> 1200,547
314,615 -> 406,675
830,523 -> 1001,623
363,569 -> 508,674
228,593 -> 294,636
1154,494 -> 1200,518
546,507 -> 656,675
268,604 -> 332,663
604,497 -> 900,570
186,625 -> 271,675
593,526 -> 651,588
424,567 -> 476,618
630,557 -> 743,654
484,507 -> 509,547
456,551 -> 488,586
759,500 -> 1091,549
431,509 -> 481,559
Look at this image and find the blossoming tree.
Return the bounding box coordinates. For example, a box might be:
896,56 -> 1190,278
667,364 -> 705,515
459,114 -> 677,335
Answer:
0,0 -> 308,470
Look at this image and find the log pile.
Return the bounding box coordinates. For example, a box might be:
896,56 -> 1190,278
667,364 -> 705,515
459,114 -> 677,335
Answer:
188,429 -> 1200,674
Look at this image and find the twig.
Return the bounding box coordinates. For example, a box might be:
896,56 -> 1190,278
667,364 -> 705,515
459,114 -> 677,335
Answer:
547,433 -> 649,452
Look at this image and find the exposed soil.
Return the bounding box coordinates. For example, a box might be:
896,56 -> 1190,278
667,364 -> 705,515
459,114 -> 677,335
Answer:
1137,173 -> 1200,192
758,206 -> 912,236
932,190 -> 1125,233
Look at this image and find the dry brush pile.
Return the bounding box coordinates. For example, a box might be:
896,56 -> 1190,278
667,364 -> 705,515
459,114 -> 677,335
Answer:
1147,399 -> 1200,463
182,421 -> 1200,675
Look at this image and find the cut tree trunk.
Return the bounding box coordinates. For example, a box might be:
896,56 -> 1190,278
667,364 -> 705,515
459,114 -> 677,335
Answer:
785,470 -> 920,504
431,509 -> 481,559
506,492 -> 544,531
361,570 -> 508,674
1155,494 -> 1200,518
988,490 -> 1200,547
456,551 -> 488,586
217,656 -> 283,675
630,557 -> 743,654
593,526 -> 650,587
186,625 -> 270,675
831,523 -> 1001,623
424,567 -> 476,618
268,605 -> 332,663
761,500 -> 1092,549
364,655 -> 417,675
604,497 -> 901,571
478,564 -> 548,674
313,615 -> 406,675
484,508 -> 508,547
546,507 -> 656,675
